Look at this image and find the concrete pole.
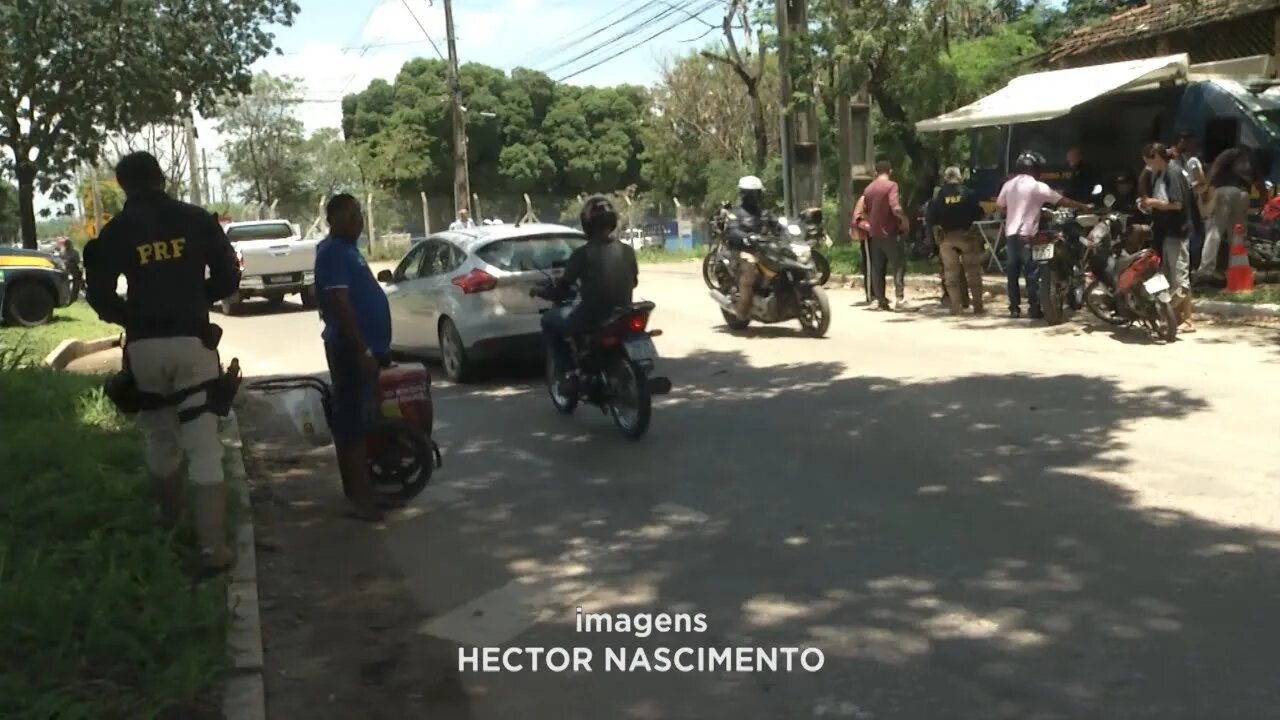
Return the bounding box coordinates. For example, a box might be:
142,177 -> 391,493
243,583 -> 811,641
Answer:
443,0 -> 471,218
183,113 -> 202,205
421,191 -> 431,234
366,192 -> 376,250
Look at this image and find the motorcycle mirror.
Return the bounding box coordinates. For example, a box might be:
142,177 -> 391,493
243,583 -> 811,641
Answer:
1104,193 -> 1116,208
1091,184 -> 1103,196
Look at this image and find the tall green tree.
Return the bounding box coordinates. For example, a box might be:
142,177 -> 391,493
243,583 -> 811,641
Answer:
219,73 -> 310,218
0,0 -> 298,248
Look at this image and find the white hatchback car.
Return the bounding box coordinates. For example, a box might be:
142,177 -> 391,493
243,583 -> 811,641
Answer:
376,223 -> 587,382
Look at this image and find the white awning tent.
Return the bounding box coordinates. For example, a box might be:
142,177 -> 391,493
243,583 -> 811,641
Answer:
916,54 -> 1191,133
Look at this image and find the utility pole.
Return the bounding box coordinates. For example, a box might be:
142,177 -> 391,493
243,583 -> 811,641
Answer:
201,149 -> 211,203
183,113 -> 203,206
836,71 -> 875,245
775,0 -> 822,217
443,0 -> 471,219
421,191 -> 431,235
89,167 -> 104,237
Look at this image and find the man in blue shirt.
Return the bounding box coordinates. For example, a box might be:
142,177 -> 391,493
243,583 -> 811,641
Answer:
314,193 -> 394,521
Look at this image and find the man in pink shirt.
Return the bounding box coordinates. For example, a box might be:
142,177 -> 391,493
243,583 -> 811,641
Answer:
854,159 -> 910,310
997,151 -> 1090,318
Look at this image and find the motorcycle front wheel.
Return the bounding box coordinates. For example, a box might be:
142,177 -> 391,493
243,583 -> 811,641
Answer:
797,286 -> 832,338
606,356 -> 651,439
702,246 -> 731,290
1083,280 -> 1127,325
1038,264 -> 1066,326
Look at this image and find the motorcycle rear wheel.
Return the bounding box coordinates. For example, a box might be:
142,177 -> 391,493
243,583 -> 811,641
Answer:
607,357 -> 651,439
812,251 -> 831,285
1153,299 -> 1178,343
545,345 -> 579,414
1083,280 -> 1127,325
1038,265 -> 1066,326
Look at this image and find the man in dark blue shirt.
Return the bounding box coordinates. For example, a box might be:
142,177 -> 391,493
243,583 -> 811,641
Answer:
314,193 -> 394,521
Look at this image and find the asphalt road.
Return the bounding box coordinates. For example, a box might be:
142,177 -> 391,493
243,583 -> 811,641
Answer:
230,263 -> 1280,720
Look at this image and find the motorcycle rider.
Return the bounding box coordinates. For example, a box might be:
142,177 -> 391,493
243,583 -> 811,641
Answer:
997,150 -> 1092,318
725,175 -> 784,320
538,194 -> 638,393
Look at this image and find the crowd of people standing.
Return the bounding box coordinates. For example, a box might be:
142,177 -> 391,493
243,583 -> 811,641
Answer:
850,133 -> 1264,332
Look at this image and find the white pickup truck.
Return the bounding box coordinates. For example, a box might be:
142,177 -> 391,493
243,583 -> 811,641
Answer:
220,220 -> 319,315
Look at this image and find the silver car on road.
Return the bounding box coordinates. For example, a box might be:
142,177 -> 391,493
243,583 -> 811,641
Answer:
376,223 -> 587,382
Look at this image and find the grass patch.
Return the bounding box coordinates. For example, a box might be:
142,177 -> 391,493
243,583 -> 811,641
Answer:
0,364 -> 227,719
824,243 -> 938,277
0,302 -> 116,362
1198,286 -> 1280,305
637,247 -> 703,263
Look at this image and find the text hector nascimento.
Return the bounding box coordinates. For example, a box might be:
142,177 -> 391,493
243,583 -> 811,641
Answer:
458,607 -> 826,673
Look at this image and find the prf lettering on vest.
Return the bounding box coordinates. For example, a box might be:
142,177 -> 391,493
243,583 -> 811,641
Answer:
136,238 -> 186,266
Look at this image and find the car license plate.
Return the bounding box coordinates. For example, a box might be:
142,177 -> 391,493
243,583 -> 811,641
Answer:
623,336 -> 657,362
1143,274 -> 1170,294
1031,243 -> 1054,260
267,274 -> 296,284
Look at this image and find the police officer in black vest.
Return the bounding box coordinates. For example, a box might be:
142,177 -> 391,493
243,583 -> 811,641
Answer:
85,151 -> 240,572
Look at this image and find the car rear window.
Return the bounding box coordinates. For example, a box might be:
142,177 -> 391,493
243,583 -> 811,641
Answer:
476,234 -> 586,272
225,223 -> 295,242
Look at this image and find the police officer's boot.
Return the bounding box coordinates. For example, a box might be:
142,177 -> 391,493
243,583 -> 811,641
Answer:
152,470 -> 183,528
194,483 -> 234,572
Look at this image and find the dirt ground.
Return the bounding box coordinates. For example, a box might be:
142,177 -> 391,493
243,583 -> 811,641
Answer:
237,394 -> 472,720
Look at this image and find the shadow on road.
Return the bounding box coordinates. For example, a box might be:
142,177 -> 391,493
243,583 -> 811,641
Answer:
237,351 -> 1280,719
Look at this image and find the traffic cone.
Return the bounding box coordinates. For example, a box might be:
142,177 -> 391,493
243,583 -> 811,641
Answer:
1225,223 -> 1254,293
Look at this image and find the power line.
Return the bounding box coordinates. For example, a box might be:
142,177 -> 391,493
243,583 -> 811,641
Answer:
556,0 -> 719,83
399,0 -> 449,62
540,0 -> 700,77
517,0 -> 656,65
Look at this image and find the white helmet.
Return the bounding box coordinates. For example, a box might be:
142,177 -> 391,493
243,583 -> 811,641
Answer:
737,175 -> 764,192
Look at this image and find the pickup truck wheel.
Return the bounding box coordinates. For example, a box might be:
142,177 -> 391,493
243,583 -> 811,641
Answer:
220,297 -> 244,316
300,285 -> 318,308
4,281 -> 56,327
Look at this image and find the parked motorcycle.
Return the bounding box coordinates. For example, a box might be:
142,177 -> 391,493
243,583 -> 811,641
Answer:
1082,195 -> 1179,342
531,280 -> 673,439
707,228 -> 832,337
702,202 -> 735,291
796,207 -> 832,285
1030,205 -> 1095,326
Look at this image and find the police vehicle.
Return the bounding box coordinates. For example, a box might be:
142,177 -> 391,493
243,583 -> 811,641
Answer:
0,246 -> 74,327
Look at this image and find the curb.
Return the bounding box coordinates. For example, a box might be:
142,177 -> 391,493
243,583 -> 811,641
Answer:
42,334 -> 120,369
1192,299 -> 1280,318
219,411 -> 267,720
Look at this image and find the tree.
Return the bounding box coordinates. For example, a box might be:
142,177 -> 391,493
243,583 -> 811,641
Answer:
0,182 -> 17,245
105,124 -> 190,197
701,0 -> 770,175
219,73 -> 309,218
639,52 -> 782,210
0,0 -> 298,248
300,128 -> 363,200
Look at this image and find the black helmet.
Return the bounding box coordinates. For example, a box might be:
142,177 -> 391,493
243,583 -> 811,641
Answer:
1014,150 -> 1045,175
579,194 -> 618,237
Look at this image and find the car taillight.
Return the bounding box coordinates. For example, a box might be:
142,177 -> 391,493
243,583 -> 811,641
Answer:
451,269 -> 497,294
235,249 -> 244,269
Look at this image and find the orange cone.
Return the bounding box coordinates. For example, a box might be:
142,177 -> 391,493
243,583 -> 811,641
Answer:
1226,223 -> 1254,293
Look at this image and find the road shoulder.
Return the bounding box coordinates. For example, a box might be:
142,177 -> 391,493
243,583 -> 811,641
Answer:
236,394 -> 471,719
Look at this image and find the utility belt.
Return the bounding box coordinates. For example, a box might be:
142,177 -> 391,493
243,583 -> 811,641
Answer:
103,323 -> 242,423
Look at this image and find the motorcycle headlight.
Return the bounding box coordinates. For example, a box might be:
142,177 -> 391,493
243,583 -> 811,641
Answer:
787,224 -> 803,237
790,242 -> 812,262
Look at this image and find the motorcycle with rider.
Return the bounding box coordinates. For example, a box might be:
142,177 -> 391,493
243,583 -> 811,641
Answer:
708,176 -> 831,337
